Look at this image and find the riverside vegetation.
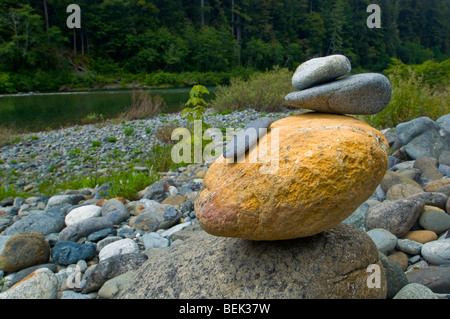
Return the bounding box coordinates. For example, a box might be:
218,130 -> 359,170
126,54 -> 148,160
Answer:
0,58 -> 449,200
0,55 -> 449,299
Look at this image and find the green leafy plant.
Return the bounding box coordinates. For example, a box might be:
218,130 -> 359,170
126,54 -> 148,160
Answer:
107,137 -> 118,143
81,112 -> 104,124
182,85 -> 210,122
122,124 -> 135,137
92,141 -> 101,147
212,67 -> 293,112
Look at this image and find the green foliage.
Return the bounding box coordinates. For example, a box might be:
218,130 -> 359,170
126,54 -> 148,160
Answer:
361,59 -> 449,129
92,141 -> 101,147
108,169 -> 159,200
107,137 -> 118,143
212,67 -> 293,112
1,1 -> 449,94
122,124 -> 135,137
182,85 -> 210,122
81,113 -> 104,124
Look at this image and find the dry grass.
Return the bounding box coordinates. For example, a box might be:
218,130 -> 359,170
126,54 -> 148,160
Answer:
155,122 -> 179,144
212,67 -> 293,112
0,126 -> 19,147
118,90 -> 164,121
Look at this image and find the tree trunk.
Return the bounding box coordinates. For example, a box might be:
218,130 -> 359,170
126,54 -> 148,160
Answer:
231,0 -> 235,37
201,0 -> 205,26
42,0 -> 49,34
73,29 -> 77,56
81,30 -> 84,56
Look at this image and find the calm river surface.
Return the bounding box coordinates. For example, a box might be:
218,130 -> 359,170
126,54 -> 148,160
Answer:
0,87 -> 217,133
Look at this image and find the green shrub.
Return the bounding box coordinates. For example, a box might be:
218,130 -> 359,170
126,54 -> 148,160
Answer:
123,124 -> 135,137
92,141 -> 101,147
107,137 -> 118,143
81,113 -> 104,124
361,62 -> 449,129
108,169 -> 159,200
212,67 -> 293,112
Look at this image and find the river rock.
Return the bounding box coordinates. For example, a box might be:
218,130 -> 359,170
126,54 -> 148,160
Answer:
366,228 -> 398,255
385,183 -> 424,200
396,238 -> 423,255
2,206 -> 67,236
98,270 -> 136,299
65,205 -> 101,226
223,117 -> 273,159
421,239 -> 450,265
424,179 -> 450,195
396,116 -> 450,160
437,113 -> 450,133
406,265 -> 450,293
418,206 -> 450,234
45,194 -> 85,211
380,171 -> 422,192
0,268 -> 58,299
99,238 -> 140,261
143,178 -> 174,202
58,216 -> 114,242
291,54 -> 351,90
365,199 -> 424,237
393,283 -> 438,299
130,205 -> 181,232
402,230 -> 438,243
86,227 -> 116,242
5,263 -> 57,288
82,253 -> 148,294
0,232 -> 50,272
378,252 -> 409,299
119,223 -> 386,299
285,73 -> 391,115
406,192 -> 448,210
196,114 -> 389,240
413,157 -> 443,180
51,241 -> 96,265
100,199 -> 130,225
388,251 -> 409,271
142,232 -> 170,250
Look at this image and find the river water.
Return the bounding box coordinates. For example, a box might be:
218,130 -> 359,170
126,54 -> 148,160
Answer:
0,87 -> 217,133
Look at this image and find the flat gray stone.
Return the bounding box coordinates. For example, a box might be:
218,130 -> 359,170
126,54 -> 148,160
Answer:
292,54 -> 351,90
223,117 -> 272,159
393,283 -> 438,299
285,73 -> 391,115
421,239 -> 450,265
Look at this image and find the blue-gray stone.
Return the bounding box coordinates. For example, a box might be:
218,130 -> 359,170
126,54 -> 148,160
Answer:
101,199 -> 130,225
396,117 -> 450,159
436,113 -> 450,133
86,228 -> 117,242
292,54 -> 351,90
51,241 -> 96,265
142,232 -> 169,250
3,206 -> 67,236
285,73 -> 391,115
223,117 -> 272,159
58,216 -> 114,242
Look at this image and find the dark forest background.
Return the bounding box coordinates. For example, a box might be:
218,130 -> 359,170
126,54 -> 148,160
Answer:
0,0 -> 449,92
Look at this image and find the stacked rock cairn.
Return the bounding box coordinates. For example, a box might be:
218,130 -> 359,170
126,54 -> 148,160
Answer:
195,54 -> 392,241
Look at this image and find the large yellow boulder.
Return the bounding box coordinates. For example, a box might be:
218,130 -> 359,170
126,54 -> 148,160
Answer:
195,113 -> 389,240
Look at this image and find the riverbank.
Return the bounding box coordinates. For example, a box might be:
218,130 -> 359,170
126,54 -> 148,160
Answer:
0,107 -> 300,200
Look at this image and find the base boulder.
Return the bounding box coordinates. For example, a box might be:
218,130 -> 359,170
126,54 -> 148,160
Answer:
119,223 -> 386,299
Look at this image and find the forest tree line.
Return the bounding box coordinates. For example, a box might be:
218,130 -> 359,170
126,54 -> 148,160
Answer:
0,0 -> 449,92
